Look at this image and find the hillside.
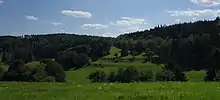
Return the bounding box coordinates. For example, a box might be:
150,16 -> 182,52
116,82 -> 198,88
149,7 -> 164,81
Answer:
1,18 -> 220,99
114,18 -> 220,71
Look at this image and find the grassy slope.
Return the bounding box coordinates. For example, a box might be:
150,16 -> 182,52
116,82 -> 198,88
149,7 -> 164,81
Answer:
185,70 -> 206,82
103,47 -> 145,59
103,47 -> 121,58
66,61 -> 163,84
0,47 -> 209,100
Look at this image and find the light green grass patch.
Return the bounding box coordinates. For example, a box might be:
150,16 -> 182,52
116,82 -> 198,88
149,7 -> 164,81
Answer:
103,47 -> 121,59
185,70 -> 206,82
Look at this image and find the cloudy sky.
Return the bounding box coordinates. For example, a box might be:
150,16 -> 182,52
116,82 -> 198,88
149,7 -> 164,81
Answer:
0,0 -> 220,37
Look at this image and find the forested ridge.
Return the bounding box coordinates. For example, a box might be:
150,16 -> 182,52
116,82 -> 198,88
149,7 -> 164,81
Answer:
115,17 -> 220,70
1,18 -> 220,82
0,34 -> 113,64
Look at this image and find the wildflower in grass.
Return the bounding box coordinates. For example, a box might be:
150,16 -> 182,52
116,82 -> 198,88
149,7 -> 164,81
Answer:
114,93 -> 124,99
98,86 -> 102,90
77,85 -> 82,87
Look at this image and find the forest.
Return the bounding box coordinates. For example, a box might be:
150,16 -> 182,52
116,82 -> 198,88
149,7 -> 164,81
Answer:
1,17 -> 220,82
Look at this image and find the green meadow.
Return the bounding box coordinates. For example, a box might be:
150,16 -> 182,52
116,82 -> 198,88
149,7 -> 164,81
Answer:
0,47 -> 216,100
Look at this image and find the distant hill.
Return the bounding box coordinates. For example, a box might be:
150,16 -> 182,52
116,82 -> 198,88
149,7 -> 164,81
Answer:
117,18 -> 220,40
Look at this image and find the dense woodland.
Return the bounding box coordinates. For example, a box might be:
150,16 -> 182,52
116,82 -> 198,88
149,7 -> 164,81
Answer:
1,17 -> 220,82
115,17 -> 220,72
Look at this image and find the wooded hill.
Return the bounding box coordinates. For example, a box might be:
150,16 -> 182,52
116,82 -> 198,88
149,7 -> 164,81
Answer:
1,17 -> 220,82
115,17 -> 220,71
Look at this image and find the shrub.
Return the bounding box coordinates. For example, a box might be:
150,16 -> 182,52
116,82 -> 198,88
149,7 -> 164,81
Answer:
156,70 -> 175,81
215,71 -> 220,81
41,60 -> 66,82
128,56 -> 136,62
114,53 -> 119,58
3,59 -> 26,81
114,68 -> 124,82
0,66 -> 4,80
56,51 -> 90,70
174,70 -> 188,82
139,71 -> 154,82
75,53 -> 90,69
114,58 -> 120,63
115,67 -> 139,83
88,70 -> 107,82
204,68 -> 217,81
2,59 -> 65,82
164,62 -> 188,82
31,63 -> 47,82
107,71 -> 116,82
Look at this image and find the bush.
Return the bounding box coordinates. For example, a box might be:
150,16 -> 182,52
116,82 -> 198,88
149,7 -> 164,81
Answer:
88,67 -> 156,83
41,60 -> 66,82
164,62 -> 187,82
115,66 -> 139,83
88,70 -> 107,82
174,70 -> 188,82
114,58 -> 120,63
128,56 -> 136,62
114,53 -> 119,58
3,59 -> 26,81
156,70 -> 175,81
139,71 -> 154,82
87,65 -> 187,83
31,63 -> 47,82
215,71 -> 220,81
75,53 -> 90,69
2,59 -> 65,82
204,68 -> 217,81
0,67 -> 4,80
56,51 -> 90,70
107,71 -> 116,82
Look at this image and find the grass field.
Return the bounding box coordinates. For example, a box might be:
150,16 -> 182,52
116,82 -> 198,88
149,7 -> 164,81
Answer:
1,82 -> 220,100
103,47 -> 145,59
66,61 -> 163,84
0,47 -> 214,100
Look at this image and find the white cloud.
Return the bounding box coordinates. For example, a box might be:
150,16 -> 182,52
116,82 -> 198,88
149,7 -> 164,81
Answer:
167,9 -> 220,17
101,32 -> 118,37
110,17 -> 147,35
192,17 -> 197,21
0,0 -> 4,5
81,24 -> 108,29
175,19 -> 181,23
111,17 -> 147,26
191,0 -> 220,6
25,15 -> 38,20
61,10 -> 92,18
52,22 -> 62,26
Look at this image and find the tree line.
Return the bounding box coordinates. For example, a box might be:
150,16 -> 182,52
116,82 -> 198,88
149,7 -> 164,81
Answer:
88,63 -> 187,83
0,34 -> 113,70
0,34 -> 113,82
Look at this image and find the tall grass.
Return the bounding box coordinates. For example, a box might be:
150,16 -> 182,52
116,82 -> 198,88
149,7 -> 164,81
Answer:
0,82 -> 220,100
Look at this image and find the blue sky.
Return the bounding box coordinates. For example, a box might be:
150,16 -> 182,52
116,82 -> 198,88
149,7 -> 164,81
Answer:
0,0 -> 220,37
